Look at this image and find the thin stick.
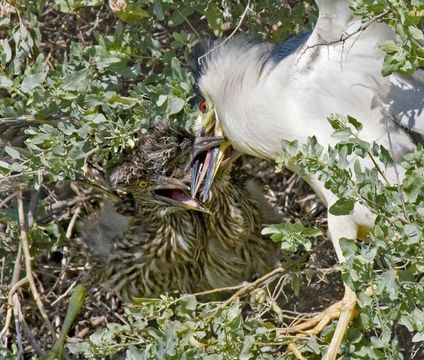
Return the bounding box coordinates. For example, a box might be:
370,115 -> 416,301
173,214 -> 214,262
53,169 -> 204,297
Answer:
299,10 -> 390,57
0,277 -> 28,338
0,244 -> 23,342
176,8 -> 202,41
66,206 -> 81,239
8,277 -> 29,305
18,305 -> 45,356
221,267 -> 286,307
12,294 -> 24,358
197,0 -> 251,64
385,118 -> 408,219
0,192 -> 16,208
27,189 -> 41,227
17,190 -> 57,340
51,280 -> 77,306
288,343 -> 307,360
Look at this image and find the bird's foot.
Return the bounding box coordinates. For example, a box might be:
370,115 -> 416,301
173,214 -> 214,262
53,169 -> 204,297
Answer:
279,285 -> 358,360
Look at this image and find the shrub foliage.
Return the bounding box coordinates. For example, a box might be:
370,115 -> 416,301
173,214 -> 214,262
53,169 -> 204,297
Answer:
0,0 -> 423,359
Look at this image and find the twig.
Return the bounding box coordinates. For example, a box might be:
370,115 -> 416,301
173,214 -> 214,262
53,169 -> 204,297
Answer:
27,189 -> 41,228
12,294 -> 24,359
197,0 -> 251,64
190,283 -> 245,297
0,257 -> 5,285
8,277 -> 29,305
17,190 -> 57,340
0,243 -> 22,342
51,280 -> 77,306
177,8 -> 202,41
18,305 -> 45,356
133,282 -> 247,308
288,343 -> 307,360
299,10 -> 390,58
0,192 -> 16,208
384,118 -> 408,220
221,267 -> 286,307
66,206 -> 81,239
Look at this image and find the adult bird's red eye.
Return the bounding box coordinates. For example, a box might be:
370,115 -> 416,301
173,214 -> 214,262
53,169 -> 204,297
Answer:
198,99 -> 207,113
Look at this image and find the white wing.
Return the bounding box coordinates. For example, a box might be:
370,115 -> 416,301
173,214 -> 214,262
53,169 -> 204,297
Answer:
299,0 -> 424,137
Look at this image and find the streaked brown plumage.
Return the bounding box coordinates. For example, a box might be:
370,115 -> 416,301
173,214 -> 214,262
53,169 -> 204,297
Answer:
82,121 -> 276,301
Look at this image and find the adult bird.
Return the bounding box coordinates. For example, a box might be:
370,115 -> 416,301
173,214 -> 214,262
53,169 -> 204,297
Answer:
81,121 -> 276,301
189,1 -> 423,359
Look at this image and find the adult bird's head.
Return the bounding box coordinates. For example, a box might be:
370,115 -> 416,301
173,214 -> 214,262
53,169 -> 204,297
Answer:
109,121 -> 210,214
189,35 -> 307,200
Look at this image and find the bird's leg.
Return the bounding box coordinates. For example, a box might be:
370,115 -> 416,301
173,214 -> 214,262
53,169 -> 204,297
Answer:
324,285 -> 358,360
322,215 -> 360,360
282,214 -> 360,360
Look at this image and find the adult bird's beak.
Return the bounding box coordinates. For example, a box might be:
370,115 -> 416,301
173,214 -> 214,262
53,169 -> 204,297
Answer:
153,176 -> 210,213
190,109 -> 235,202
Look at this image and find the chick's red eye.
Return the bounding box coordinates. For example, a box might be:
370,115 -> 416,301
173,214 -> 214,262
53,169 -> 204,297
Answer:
198,99 -> 207,113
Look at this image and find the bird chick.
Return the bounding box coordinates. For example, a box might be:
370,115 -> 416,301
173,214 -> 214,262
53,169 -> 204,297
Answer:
82,121 -> 276,301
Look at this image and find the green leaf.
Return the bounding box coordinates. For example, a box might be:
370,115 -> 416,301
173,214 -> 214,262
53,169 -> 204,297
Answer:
379,145 -> 394,167
302,227 -> 323,237
409,25 -> 424,40
167,95 -> 185,115
4,146 -> 21,160
153,0 -> 164,20
55,0 -> 76,12
280,139 -> 299,155
380,40 -> 398,55
117,3 -> 150,24
291,273 -> 300,296
205,3 -> 224,36
0,39 -> 12,64
21,70 -> 47,93
347,115 -> 363,131
168,5 -> 194,27
382,269 -> 399,301
329,198 -> 355,216
328,115 -> 344,130
0,75 -> 13,88
340,238 -> 357,258
403,224 -> 422,244
412,331 -> 424,343
62,69 -> 89,91
240,335 -> 255,360
0,160 -> 12,170
331,128 -> 352,140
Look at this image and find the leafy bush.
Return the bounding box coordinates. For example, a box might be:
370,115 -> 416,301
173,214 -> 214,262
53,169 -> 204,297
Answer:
0,0 -> 423,359
61,117 -> 424,359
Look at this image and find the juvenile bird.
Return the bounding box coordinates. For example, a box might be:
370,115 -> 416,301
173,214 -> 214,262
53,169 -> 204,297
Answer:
82,121 -> 276,301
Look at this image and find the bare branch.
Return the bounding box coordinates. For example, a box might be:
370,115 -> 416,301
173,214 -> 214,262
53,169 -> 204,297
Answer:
17,190 -> 57,340
198,0 -> 251,64
300,10 -> 390,58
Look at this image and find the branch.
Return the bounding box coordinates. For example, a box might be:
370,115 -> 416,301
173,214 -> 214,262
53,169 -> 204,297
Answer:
197,0 -> 251,64
220,267 -> 286,307
17,190 -> 57,340
0,243 -> 23,342
0,276 -> 28,338
300,10 -> 390,58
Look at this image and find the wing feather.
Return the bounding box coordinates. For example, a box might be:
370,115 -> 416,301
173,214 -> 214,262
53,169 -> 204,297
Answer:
298,0 -> 424,137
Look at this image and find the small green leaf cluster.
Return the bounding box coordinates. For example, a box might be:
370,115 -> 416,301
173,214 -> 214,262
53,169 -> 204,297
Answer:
350,0 -> 424,75
262,222 -> 322,253
276,115 -> 424,358
67,295 -> 279,360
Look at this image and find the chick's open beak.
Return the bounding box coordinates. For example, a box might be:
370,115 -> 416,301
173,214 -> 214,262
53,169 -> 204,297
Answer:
153,176 -> 210,213
190,109 -> 235,202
